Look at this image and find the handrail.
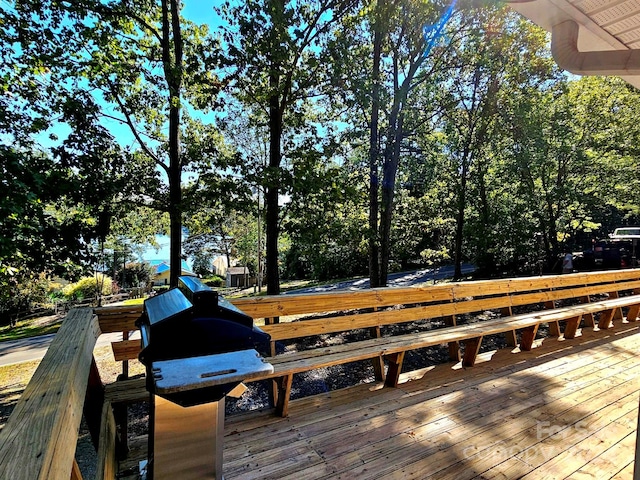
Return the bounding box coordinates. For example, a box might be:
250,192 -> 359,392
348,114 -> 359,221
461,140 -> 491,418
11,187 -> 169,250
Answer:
0,308 -> 100,480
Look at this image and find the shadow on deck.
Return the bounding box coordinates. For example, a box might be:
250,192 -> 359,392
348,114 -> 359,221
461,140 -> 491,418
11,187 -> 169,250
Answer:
222,322 -> 640,480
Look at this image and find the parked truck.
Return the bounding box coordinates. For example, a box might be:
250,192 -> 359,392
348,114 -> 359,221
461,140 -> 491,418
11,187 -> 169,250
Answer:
580,227 -> 640,270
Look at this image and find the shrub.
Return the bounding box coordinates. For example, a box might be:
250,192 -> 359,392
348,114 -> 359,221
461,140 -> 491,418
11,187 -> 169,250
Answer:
204,276 -> 226,288
0,271 -> 50,325
115,262 -> 154,289
63,274 -> 113,301
48,281 -> 65,298
420,248 -> 451,267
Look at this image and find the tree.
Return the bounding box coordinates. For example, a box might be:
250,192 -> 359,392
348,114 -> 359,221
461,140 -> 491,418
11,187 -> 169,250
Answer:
220,0 -> 358,294
503,75 -> 640,270
0,147 -> 83,277
330,0 -> 462,285
3,0 -> 226,288
432,9 -> 561,276
565,76 -> 640,227
282,149 -> 367,280
0,140 -> 137,316
437,8 -> 506,278
0,105 -> 145,279
81,0 -> 220,287
368,0 -> 384,287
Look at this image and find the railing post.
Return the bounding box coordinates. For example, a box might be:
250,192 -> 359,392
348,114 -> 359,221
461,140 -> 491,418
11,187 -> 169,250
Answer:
83,357 -> 106,449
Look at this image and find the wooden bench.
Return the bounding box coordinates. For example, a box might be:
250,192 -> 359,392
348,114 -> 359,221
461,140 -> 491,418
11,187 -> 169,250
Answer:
99,270 -> 640,418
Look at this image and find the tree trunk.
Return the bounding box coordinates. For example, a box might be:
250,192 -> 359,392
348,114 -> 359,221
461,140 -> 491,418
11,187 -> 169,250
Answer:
265,182 -> 280,295
373,23 -> 424,287
377,55 -> 420,286
379,113 -> 404,286
476,166 -> 494,274
163,0 -> 183,288
266,69 -> 282,295
454,154 -> 470,280
368,2 -> 383,289
257,194 -> 262,291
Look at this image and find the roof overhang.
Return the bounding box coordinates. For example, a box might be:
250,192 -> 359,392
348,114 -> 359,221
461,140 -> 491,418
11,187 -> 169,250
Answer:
508,0 -> 640,88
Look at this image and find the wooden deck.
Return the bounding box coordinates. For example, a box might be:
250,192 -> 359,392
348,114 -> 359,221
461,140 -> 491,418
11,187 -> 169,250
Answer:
222,321 -> 640,480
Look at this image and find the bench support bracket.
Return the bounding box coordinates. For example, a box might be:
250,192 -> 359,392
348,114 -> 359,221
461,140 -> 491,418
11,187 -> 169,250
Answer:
627,303 -> 640,322
462,336 -> 483,367
384,352 -> 406,388
520,325 -> 539,351
608,291 -> 624,322
444,314 -> 461,361
580,294 -> 595,327
545,300 -> 561,337
599,309 -> 615,330
370,326 -> 386,382
501,307 -> 517,347
274,374 -> 294,417
563,315 -> 582,340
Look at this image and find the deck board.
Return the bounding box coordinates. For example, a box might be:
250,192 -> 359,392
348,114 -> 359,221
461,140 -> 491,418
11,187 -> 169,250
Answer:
223,323 -> 640,480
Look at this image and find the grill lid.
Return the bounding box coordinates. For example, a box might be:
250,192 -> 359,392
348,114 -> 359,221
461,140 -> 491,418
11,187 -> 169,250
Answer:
144,287 -> 192,326
136,276 -> 271,404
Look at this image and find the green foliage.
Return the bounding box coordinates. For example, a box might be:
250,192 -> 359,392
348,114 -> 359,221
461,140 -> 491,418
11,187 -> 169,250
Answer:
62,274 -> 112,301
218,0 -> 360,293
203,276 -> 226,288
192,252 -> 214,277
5,0 -> 640,291
281,152 -> 368,280
1,0 -> 229,289
116,263 -> 154,290
420,248 -> 451,266
0,272 -> 50,325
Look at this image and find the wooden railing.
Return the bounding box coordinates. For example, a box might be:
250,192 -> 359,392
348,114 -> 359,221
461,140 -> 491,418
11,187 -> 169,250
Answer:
0,308 -> 100,480
1,271 -> 640,479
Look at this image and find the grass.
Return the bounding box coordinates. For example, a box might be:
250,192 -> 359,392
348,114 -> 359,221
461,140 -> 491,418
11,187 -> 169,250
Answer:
121,298 -> 145,305
0,316 -> 63,343
0,359 -> 40,391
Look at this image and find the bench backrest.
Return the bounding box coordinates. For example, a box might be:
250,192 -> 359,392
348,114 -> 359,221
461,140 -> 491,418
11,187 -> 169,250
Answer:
241,270 -> 640,341
97,269 -> 640,360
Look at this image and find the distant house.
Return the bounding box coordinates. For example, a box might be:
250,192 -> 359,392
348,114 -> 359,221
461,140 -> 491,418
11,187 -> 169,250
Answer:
149,260 -> 195,286
226,266 -> 253,288
212,255 -> 230,277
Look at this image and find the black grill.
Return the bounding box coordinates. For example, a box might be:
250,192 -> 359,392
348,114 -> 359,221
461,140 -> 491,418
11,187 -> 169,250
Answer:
136,276 -> 271,406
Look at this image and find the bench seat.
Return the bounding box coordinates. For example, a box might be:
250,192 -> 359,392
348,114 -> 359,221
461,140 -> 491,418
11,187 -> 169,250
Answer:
104,376 -> 148,404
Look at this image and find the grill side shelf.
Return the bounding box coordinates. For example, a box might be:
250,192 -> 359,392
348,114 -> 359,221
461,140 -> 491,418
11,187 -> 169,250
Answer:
151,349 -> 274,394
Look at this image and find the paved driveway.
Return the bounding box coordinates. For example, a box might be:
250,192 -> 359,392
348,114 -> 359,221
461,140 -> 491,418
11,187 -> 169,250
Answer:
0,331 -> 138,367
285,263 -> 475,294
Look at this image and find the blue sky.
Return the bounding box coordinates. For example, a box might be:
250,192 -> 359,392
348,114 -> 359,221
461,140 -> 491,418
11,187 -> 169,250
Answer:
141,235 -> 172,262
182,1 -> 225,28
